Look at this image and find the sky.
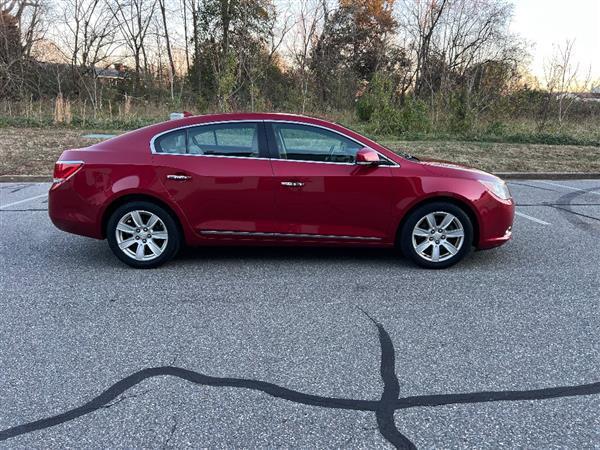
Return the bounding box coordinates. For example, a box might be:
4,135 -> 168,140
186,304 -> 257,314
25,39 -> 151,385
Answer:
509,0 -> 600,85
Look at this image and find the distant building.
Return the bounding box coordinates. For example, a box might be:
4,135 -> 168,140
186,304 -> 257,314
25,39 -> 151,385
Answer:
95,63 -> 128,82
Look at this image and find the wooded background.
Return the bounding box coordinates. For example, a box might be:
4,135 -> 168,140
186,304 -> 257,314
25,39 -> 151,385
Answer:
1,0 -> 599,143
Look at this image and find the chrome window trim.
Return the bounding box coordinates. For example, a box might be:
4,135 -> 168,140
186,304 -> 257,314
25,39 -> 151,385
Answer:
148,118 -> 400,167
149,120 -> 264,157
199,230 -> 381,241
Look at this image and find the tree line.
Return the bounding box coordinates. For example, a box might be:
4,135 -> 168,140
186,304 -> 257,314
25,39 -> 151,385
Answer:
1,0 -> 597,133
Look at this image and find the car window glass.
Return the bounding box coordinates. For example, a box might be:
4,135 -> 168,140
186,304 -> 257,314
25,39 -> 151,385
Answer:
271,123 -> 361,163
188,123 -> 259,157
154,130 -> 186,154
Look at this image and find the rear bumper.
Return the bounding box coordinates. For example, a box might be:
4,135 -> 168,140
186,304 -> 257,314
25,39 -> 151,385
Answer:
476,194 -> 515,249
48,179 -> 103,239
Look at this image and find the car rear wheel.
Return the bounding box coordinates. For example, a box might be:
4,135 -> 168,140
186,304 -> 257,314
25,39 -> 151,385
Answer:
107,201 -> 181,268
400,202 -> 473,269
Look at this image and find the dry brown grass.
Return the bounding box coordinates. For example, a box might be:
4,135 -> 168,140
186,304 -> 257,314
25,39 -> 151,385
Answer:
0,127 -> 104,176
383,140 -> 600,173
0,127 -> 598,176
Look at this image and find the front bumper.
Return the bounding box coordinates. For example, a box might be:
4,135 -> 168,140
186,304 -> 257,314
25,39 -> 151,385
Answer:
476,193 -> 515,249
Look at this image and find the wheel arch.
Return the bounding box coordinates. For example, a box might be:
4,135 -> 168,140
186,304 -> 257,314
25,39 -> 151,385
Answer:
101,193 -> 186,241
395,196 -> 480,246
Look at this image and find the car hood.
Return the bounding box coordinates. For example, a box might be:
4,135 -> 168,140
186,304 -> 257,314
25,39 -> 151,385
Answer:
417,158 -> 497,181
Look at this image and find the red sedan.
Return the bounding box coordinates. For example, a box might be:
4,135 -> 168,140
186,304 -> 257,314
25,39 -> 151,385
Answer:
49,113 -> 514,269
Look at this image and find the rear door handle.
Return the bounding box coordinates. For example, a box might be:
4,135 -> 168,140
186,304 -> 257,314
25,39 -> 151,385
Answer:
281,181 -> 304,187
167,174 -> 192,181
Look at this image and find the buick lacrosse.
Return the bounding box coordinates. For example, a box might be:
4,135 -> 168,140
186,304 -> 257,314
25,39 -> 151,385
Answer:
49,113 -> 514,268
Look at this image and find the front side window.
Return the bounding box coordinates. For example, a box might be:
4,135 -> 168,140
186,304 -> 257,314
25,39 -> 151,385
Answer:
153,122 -> 260,157
270,123 -> 362,163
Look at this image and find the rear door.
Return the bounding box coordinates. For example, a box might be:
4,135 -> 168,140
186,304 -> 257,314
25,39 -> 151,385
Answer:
152,121 -> 277,235
265,122 -> 396,241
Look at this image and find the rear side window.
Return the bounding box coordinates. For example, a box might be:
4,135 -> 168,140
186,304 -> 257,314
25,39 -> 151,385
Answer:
153,123 -> 260,157
188,123 -> 259,157
154,129 -> 186,154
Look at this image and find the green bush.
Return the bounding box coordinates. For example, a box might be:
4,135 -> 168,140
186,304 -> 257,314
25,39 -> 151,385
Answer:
356,95 -> 374,121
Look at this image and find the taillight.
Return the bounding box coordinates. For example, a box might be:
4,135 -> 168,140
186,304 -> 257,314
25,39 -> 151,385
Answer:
53,161 -> 84,184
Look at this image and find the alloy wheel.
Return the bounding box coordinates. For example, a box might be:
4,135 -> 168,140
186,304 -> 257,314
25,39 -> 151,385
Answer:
115,210 -> 169,261
411,211 -> 465,263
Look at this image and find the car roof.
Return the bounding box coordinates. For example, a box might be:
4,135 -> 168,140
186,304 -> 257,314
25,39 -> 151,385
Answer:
90,112 -> 396,161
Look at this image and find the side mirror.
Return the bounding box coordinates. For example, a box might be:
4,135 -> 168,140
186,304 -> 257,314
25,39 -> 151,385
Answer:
355,147 -> 381,166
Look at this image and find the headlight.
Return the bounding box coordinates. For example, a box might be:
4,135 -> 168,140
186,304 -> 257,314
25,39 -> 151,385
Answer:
479,179 -> 511,200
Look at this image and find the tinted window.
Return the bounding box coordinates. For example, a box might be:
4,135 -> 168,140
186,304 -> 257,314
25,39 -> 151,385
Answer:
271,123 -> 362,163
154,129 -> 186,154
188,123 -> 259,157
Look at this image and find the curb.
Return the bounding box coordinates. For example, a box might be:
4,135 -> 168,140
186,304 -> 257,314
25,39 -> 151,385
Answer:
0,175 -> 51,182
1,173 -> 599,183
494,172 -> 600,180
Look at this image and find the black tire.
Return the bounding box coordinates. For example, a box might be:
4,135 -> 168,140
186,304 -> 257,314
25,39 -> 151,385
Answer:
106,201 -> 181,269
399,202 -> 473,269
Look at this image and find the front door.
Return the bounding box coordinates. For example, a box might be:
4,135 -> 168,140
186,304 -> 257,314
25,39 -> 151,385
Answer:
152,121 -> 277,235
266,122 -> 395,242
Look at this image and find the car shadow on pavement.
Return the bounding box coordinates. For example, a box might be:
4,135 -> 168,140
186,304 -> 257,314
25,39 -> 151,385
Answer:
1,309 -> 598,448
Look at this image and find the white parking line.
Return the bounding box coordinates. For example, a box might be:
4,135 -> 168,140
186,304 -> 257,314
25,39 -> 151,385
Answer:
536,180 -> 600,196
0,193 -> 48,209
515,211 -> 550,225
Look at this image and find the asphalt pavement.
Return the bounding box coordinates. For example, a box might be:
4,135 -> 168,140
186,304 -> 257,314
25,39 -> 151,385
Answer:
1,180 -> 599,448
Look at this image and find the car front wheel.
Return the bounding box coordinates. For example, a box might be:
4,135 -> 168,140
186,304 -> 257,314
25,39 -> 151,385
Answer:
400,202 -> 473,269
106,201 -> 181,268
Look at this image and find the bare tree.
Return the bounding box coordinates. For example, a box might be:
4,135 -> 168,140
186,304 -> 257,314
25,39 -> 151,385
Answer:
55,0 -> 119,112
110,0 -> 157,87
544,39 -> 586,124
157,0 -> 175,99
289,0 -> 324,113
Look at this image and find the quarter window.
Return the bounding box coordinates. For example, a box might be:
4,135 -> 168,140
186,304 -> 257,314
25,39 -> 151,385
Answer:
270,123 -> 362,163
154,129 -> 187,154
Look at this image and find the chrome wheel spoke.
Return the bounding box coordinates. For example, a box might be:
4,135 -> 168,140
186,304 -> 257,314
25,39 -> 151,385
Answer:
440,213 -> 454,229
146,214 -> 159,229
441,241 -> 458,255
431,245 -> 440,262
445,229 -> 464,238
415,240 -> 432,253
118,238 -> 136,249
117,223 -> 136,234
147,239 -> 162,256
135,242 -> 146,260
152,231 -> 168,240
425,213 -> 437,229
413,227 -> 431,237
130,211 -> 144,227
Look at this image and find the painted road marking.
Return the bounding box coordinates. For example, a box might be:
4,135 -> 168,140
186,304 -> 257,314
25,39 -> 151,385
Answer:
0,193 -> 48,210
536,181 -> 600,196
515,211 -> 550,225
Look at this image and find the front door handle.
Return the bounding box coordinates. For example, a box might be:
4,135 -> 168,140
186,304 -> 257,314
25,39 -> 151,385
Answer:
167,174 -> 192,181
281,181 -> 304,187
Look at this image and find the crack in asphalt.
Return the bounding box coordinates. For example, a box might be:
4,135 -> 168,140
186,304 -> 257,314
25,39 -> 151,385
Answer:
0,209 -> 48,212
102,389 -> 151,410
162,415 -> 178,449
516,203 -> 600,207
550,205 -> 600,222
508,182 -> 560,192
553,186 -> 600,234
1,313 -> 598,448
